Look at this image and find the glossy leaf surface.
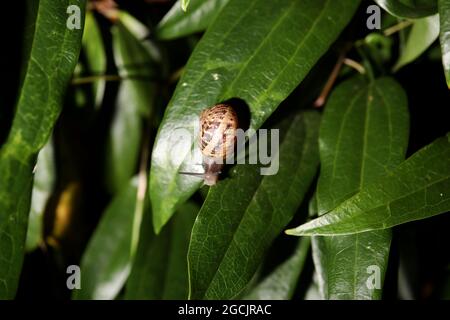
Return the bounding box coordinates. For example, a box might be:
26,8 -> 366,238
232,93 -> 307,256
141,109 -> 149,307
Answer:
150,0 -> 361,233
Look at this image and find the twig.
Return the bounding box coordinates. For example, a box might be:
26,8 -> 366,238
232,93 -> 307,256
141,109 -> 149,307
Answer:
71,74 -> 121,85
384,20 -> 414,37
130,126 -> 150,259
343,58 -> 366,74
88,0 -> 119,21
314,52 -> 347,108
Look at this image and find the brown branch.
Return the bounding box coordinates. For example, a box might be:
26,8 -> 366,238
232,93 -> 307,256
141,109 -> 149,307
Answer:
314,52 -> 347,108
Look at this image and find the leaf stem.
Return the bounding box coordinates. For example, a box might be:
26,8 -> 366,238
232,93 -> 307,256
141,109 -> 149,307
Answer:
130,128 -> 150,260
314,44 -> 352,108
384,20 -> 414,37
355,43 -> 375,82
343,58 -> 366,74
71,74 -> 121,85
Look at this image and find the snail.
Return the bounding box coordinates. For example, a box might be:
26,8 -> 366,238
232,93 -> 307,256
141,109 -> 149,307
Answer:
180,104 -> 238,186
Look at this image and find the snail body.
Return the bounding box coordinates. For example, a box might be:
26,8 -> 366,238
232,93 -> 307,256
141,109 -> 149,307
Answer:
180,104 -> 238,186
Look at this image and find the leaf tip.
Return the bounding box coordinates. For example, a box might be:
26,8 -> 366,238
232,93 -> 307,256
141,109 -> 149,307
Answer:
151,208 -> 167,234
181,0 -> 189,12
152,219 -> 164,235
284,228 -> 301,236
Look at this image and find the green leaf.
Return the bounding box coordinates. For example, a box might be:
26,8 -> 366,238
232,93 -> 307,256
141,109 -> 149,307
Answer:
117,11 -> 162,65
182,0 -> 191,12
375,0 -> 438,18
244,237 -> 311,300
286,133 -> 450,236
315,77 -> 410,214
73,179 -> 139,300
156,0 -> 230,40
188,110 -> 321,300
0,0 -> 85,299
125,202 -> 199,299
312,231 -> 392,299
82,11 -> 106,109
20,0 -> 39,82
439,0 -> 450,88
310,76 -> 409,300
150,0 -> 361,233
364,33 -> 394,66
304,276 -> 322,300
106,17 -> 158,194
25,139 -> 56,251
393,14 -> 440,71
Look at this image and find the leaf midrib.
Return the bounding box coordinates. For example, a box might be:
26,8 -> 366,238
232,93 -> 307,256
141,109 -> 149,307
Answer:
318,85 -> 366,214
219,0 -> 298,101
200,115 -> 312,299
251,0 -> 332,111
7,0 -> 73,156
165,0 -> 331,205
158,0 -> 261,218
301,174 -> 450,235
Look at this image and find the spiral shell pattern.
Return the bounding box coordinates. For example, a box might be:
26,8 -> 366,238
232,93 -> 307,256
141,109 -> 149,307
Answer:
199,104 -> 238,159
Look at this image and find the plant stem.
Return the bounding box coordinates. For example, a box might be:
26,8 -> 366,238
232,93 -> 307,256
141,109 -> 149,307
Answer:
343,58 -> 366,74
355,43 -> 375,82
130,126 -> 150,260
71,74 -> 121,85
314,46 -> 350,108
384,20 -> 413,37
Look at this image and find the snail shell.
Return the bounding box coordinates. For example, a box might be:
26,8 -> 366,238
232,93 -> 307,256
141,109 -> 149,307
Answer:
199,104 -> 238,185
